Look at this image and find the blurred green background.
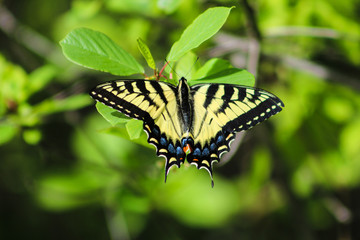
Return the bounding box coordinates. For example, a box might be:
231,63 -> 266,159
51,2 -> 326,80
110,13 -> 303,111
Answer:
1,0 -> 360,239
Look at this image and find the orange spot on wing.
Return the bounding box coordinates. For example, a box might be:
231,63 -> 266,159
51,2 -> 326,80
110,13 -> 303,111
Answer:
183,144 -> 193,153
193,159 -> 199,162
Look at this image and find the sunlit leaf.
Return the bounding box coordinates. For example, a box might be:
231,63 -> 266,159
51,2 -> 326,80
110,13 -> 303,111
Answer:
60,28 -> 144,76
137,38 -> 156,70
167,7 -> 234,61
126,119 -> 143,140
95,102 -> 130,126
192,58 -> 232,79
188,68 -> 255,87
174,51 -> 199,80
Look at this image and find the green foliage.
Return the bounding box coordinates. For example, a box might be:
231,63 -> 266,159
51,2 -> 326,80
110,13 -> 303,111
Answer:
189,58 -> 255,86
2,0 -> 360,239
167,7 -> 234,61
0,55 -> 91,145
137,38 -> 156,70
60,28 -> 144,76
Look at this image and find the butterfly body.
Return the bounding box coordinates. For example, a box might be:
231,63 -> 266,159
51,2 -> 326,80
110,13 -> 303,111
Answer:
90,77 -> 284,186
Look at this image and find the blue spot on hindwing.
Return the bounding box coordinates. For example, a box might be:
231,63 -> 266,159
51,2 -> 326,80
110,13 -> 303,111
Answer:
160,137 -> 167,147
168,143 -> 175,154
210,143 -> 217,152
176,146 -> 183,156
181,138 -> 187,147
216,135 -> 224,146
202,148 -> 210,157
193,148 -> 201,157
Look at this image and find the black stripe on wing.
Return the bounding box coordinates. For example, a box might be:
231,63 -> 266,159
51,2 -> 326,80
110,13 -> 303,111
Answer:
189,84 -> 284,184
91,80 -> 153,121
223,88 -> 284,132
90,79 -> 184,181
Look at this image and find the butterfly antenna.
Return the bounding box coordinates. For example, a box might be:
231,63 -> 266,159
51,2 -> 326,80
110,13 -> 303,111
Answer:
162,59 -> 179,79
184,57 -> 199,78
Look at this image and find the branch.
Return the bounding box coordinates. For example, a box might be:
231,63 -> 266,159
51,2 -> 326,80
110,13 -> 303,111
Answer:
271,55 -> 360,90
0,6 -> 58,64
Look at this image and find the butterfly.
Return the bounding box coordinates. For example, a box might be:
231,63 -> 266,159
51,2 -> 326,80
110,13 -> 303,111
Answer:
90,77 -> 284,186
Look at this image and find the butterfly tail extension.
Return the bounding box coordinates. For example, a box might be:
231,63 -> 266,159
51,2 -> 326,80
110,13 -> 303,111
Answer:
143,122 -> 186,182
186,139 -> 219,187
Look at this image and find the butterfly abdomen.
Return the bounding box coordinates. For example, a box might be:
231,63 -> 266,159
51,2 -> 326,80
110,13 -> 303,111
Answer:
177,77 -> 194,132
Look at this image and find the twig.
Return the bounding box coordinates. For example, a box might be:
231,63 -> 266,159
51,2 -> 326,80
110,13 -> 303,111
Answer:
0,6 -> 58,64
273,55 -> 360,90
265,26 -> 359,41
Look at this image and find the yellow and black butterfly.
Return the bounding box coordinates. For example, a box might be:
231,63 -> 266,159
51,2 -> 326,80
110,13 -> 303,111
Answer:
90,77 -> 284,186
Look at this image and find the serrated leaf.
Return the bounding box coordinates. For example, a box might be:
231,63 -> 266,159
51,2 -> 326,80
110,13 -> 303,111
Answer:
60,28 -> 144,76
137,38 -> 156,69
188,68 -> 255,87
95,102 -> 130,126
167,7 -> 234,61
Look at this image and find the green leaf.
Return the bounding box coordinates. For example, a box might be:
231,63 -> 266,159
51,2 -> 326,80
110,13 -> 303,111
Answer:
95,103 -> 145,140
60,28 -> 144,76
188,68 -> 255,87
126,119 -> 143,140
174,51 -> 199,80
137,38 -> 156,70
33,94 -> 92,115
192,58 -> 232,79
95,102 -> 130,126
167,7 -> 234,61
